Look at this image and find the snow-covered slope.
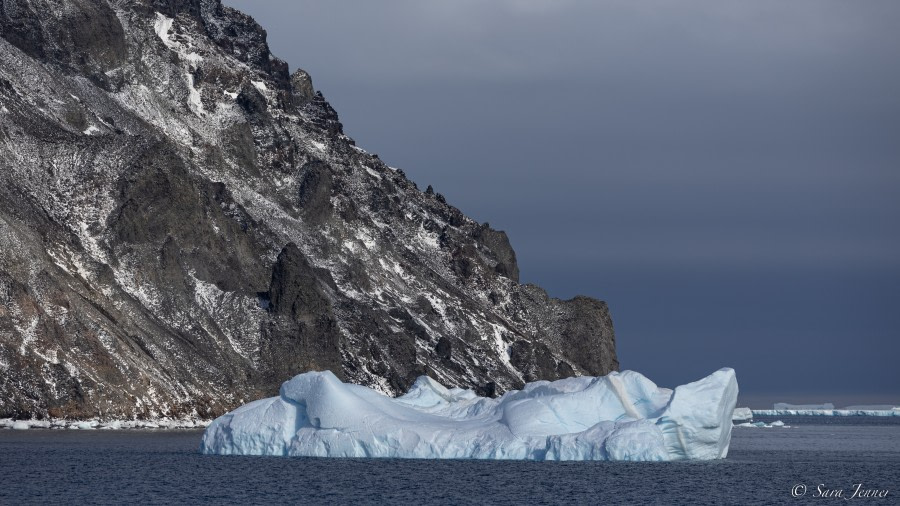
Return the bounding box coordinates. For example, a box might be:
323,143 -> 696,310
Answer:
0,0 -> 617,419
200,368 -> 739,461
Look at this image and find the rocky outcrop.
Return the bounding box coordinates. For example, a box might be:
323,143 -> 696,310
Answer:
0,0 -> 617,419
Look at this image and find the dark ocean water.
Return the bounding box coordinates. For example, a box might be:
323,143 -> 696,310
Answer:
1,417 -> 897,505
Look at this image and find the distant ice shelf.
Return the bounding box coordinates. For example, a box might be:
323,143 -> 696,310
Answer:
774,402 -> 834,410
752,408 -> 900,417
200,368 -> 739,461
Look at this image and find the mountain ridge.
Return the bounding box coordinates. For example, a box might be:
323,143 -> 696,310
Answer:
0,0 -> 617,419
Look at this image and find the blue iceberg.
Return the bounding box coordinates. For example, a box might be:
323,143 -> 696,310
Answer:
201,368 -> 738,461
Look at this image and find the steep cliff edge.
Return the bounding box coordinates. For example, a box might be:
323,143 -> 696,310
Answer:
0,0 -> 617,419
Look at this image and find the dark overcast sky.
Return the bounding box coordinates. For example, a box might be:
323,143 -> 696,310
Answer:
226,0 -> 900,407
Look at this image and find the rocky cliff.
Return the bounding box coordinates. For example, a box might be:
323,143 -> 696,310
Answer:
0,0 -> 617,420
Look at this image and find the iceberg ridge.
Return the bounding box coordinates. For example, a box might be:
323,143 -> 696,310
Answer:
200,368 -> 738,461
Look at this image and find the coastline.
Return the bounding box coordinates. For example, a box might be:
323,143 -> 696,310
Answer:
0,418 -> 211,430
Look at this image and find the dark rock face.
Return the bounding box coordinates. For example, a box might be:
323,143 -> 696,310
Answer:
1,0 -> 127,89
263,242 -> 342,386
0,0 -> 618,419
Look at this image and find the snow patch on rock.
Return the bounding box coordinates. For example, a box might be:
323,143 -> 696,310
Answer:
251,80 -> 268,93
154,13 -> 174,48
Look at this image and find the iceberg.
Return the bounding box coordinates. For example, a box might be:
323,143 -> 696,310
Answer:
732,407 -> 753,421
200,368 -> 738,461
735,420 -> 789,428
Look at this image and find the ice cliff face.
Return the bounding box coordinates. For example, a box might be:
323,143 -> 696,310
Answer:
0,0 -> 617,419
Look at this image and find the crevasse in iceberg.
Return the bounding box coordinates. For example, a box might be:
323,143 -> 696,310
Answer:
200,368 -> 738,461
